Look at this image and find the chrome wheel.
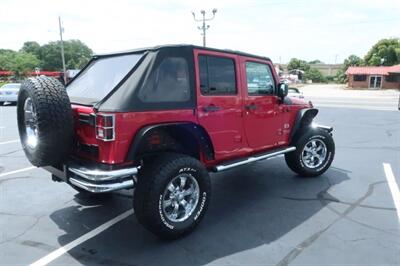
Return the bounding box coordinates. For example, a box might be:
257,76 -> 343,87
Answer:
301,139 -> 327,168
162,174 -> 200,223
23,97 -> 38,148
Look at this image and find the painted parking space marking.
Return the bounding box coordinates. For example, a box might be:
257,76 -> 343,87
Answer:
383,163 -> 400,221
29,209 -> 134,266
0,166 -> 36,178
0,139 -> 19,145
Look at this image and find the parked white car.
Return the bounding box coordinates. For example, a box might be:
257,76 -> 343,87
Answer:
0,83 -> 21,105
288,87 -> 304,99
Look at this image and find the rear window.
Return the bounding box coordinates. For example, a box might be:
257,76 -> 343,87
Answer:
67,53 -> 143,104
138,57 -> 190,103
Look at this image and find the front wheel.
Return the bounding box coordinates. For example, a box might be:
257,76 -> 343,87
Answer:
133,153 -> 211,239
285,128 -> 335,177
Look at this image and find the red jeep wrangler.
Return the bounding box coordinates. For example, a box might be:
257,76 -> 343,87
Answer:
17,45 -> 335,239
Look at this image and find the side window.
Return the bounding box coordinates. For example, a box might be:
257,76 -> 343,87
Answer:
245,62 -> 275,95
354,75 -> 367,81
138,57 -> 190,103
199,55 -> 236,95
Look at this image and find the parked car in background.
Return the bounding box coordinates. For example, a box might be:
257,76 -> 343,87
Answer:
288,87 -> 304,99
0,83 -> 21,105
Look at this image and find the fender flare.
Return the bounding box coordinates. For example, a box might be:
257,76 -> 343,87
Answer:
289,108 -> 318,143
125,122 -> 215,161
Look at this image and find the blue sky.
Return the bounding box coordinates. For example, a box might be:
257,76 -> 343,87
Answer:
0,0 -> 399,64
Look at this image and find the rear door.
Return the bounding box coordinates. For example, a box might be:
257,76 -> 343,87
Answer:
195,50 -> 247,161
241,57 -> 283,150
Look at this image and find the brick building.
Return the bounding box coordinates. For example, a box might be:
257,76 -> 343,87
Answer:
346,65 -> 400,89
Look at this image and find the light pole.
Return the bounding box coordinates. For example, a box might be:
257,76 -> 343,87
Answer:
191,9 -> 217,47
58,16 -> 67,84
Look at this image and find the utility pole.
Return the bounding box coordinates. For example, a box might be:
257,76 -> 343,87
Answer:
58,16 -> 67,84
192,9 -> 217,47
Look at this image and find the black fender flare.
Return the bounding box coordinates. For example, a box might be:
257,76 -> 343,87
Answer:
126,122 -> 215,161
289,108 -> 318,143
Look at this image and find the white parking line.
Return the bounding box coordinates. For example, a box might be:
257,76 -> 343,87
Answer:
30,209 -> 134,266
0,166 -> 36,178
383,163 -> 400,221
0,139 -> 19,145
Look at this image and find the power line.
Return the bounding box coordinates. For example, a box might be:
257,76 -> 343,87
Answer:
58,16 -> 67,84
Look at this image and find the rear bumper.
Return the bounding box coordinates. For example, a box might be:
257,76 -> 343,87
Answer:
44,162 -> 138,193
0,95 -> 18,102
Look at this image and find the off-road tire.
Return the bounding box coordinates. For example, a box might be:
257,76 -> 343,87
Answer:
134,153 -> 211,239
285,128 -> 335,177
17,77 -> 74,167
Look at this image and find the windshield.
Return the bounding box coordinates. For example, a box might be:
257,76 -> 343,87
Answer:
67,53 -> 143,104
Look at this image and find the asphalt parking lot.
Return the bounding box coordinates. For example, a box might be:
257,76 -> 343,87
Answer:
1,89 -> 399,266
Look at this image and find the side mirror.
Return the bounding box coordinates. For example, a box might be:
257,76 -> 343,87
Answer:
278,83 -> 288,99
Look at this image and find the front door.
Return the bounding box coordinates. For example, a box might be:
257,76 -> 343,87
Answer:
241,58 -> 282,150
369,76 -> 382,89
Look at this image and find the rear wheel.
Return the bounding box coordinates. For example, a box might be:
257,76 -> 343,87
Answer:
134,153 -> 211,239
285,128 -> 335,177
17,77 -> 73,167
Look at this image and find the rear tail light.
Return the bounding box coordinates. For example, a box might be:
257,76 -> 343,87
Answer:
95,113 -> 115,141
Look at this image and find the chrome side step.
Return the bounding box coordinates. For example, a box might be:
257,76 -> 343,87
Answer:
214,146 -> 296,172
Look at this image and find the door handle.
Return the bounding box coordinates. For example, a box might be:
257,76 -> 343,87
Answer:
203,105 -> 221,112
245,103 -> 257,111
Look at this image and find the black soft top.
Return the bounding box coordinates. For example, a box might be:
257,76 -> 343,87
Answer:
94,44 -> 272,62
70,45 -> 272,112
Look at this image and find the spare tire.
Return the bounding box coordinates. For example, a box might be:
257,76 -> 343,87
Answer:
17,76 -> 74,167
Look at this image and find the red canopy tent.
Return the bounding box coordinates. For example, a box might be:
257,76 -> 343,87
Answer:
0,71 -> 15,76
28,71 -> 62,77
0,70 -> 62,77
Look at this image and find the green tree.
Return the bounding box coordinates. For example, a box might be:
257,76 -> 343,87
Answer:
335,54 -> 364,83
335,69 -> 347,84
20,41 -> 41,56
364,38 -> 400,66
343,54 -> 364,69
287,58 -> 310,71
21,39 -> 93,70
304,68 -> 326,83
11,52 -> 40,76
308,59 -> 324,64
0,49 -> 17,70
0,50 -> 40,77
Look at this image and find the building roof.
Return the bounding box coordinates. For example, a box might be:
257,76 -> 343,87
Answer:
346,64 -> 400,75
